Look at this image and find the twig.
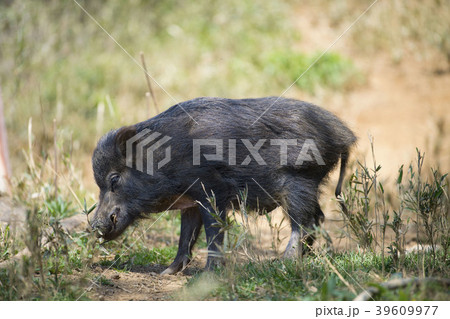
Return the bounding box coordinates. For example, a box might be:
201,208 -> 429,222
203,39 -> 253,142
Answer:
321,252 -> 357,295
115,284 -> 133,294
53,119 -> 58,198
369,134 -> 379,249
353,277 -> 450,301
38,86 -> 48,158
145,92 -> 152,118
0,85 -> 12,196
44,163 -> 83,209
27,118 -> 36,173
140,51 -> 159,114
96,101 -> 105,141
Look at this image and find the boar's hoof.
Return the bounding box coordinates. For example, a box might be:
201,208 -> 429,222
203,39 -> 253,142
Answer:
160,256 -> 191,275
160,266 -> 178,276
204,256 -> 225,271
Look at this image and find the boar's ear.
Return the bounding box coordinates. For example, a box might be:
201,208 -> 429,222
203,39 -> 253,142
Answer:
114,126 -> 137,158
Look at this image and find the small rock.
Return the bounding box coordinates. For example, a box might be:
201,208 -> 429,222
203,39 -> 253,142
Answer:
308,286 -> 318,293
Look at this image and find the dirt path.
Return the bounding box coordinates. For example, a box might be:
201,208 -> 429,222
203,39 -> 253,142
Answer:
89,265 -> 192,301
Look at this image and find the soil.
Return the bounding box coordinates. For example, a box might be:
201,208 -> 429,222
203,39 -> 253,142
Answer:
87,263 -> 203,301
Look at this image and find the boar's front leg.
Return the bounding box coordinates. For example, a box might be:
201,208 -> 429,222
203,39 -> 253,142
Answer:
161,207 -> 203,275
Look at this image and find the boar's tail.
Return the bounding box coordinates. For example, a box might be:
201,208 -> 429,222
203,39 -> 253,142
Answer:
335,151 -> 349,198
335,151 -> 350,214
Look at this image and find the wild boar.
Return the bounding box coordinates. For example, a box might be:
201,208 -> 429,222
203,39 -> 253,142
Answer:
90,97 -> 356,274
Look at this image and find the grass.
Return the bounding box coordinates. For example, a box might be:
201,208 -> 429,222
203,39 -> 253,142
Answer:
99,246 -> 178,271
187,250 -> 449,301
0,119 -> 448,300
0,267 -> 89,301
177,143 -> 449,301
0,225 -> 14,262
0,131 -> 448,300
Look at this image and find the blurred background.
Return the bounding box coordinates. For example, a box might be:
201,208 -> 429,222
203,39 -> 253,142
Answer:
0,0 -> 449,199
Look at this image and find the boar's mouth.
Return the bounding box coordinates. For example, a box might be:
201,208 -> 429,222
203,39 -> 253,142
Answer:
95,211 -> 138,243
93,225 -> 127,242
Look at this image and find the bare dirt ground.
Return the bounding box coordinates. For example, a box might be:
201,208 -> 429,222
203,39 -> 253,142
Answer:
88,263 -> 202,301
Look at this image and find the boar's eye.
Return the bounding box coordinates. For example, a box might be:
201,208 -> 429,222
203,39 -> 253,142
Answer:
110,174 -> 120,192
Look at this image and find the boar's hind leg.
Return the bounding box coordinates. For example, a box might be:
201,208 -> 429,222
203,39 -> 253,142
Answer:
282,180 -> 322,258
199,203 -> 226,271
161,207 -> 203,275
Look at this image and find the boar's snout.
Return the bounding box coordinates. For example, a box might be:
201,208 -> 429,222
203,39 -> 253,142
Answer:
89,206 -> 122,240
90,206 -> 131,240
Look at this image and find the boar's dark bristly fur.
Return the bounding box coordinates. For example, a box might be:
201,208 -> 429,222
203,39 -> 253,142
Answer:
91,97 -> 356,274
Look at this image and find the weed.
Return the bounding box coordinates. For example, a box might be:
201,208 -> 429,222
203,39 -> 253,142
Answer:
339,161 -> 377,250
181,144 -> 449,301
98,276 -> 114,287
44,196 -> 76,219
403,150 -> 449,271
0,225 -> 13,262
99,246 -> 177,271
